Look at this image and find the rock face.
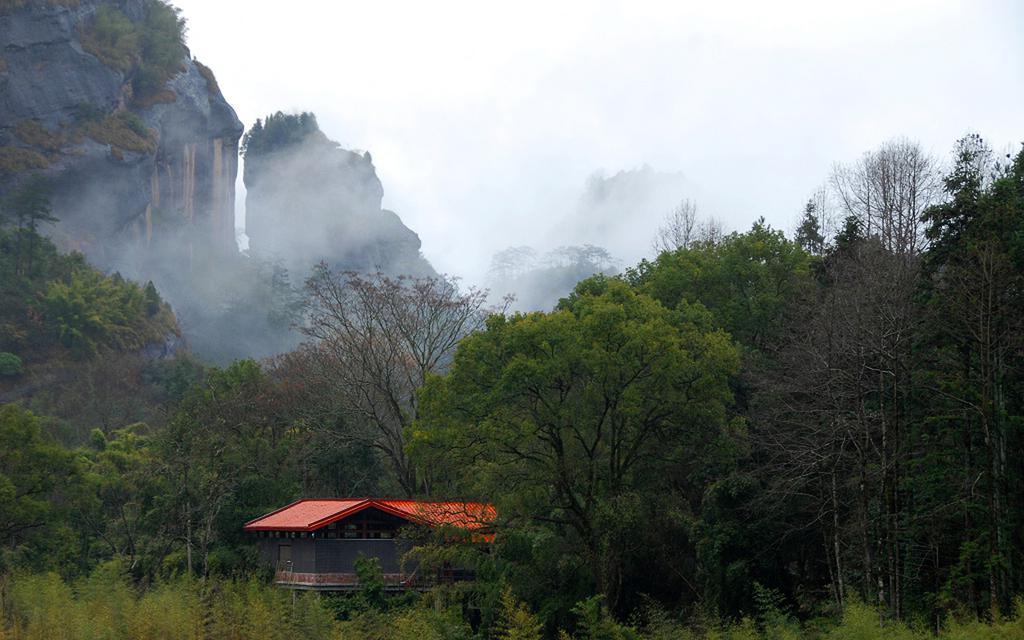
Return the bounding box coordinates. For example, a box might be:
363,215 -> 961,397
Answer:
0,2 -> 436,362
0,0 -> 243,278
243,118 -> 434,279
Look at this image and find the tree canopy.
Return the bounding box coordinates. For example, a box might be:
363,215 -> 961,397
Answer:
414,279 -> 741,610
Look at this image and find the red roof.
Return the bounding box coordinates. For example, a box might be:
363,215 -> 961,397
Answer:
242,498 -> 495,535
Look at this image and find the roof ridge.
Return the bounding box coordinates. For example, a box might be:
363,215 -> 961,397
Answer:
243,497 -> 496,533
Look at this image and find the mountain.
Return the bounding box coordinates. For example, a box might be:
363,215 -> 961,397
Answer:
0,0 -> 242,278
553,166 -> 690,265
242,112 -> 435,279
0,2 -> 436,363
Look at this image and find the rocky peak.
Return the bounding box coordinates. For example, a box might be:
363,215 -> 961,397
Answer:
0,0 -> 243,276
242,112 -> 434,278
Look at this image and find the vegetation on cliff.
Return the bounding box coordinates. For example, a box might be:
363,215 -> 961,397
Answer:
76,111 -> 158,154
0,179 -> 180,437
0,181 -> 177,362
193,59 -> 221,96
0,148 -> 49,173
242,110 -> 435,280
3,110 -> 157,170
79,0 -> 187,104
0,0 -> 79,15
240,111 -> 329,158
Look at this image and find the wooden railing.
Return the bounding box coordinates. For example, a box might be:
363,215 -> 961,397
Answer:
273,567 -> 476,591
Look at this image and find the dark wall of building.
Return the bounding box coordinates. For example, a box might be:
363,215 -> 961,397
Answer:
256,538 -> 413,575
315,539 -> 411,573
257,538 -> 318,573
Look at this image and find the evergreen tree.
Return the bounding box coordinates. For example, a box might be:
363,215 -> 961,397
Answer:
795,199 -> 825,255
2,176 -> 58,276
832,214 -> 863,253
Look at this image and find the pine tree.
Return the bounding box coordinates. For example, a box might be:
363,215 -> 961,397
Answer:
795,199 -> 825,255
2,177 -> 58,276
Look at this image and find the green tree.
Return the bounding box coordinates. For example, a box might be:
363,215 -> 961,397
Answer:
916,137 -> 1024,617
1,177 -> 58,276
0,404 -> 77,571
494,586 -> 544,640
241,111 -> 327,158
157,360 -> 297,576
80,1 -> 186,102
414,279 -> 741,611
41,268 -> 175,358
74,426 -> 164,576
628,219 -> 811,353
0,352 -> 23,376
795,199 -> 826,256
832,214 -> 864,254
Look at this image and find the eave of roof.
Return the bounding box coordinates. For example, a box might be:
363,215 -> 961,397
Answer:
242,498 -> 495,534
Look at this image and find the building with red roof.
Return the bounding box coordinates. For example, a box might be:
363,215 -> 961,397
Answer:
244,498 -> 495,590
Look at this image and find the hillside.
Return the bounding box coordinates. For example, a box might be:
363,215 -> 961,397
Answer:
0,189 -> 182,438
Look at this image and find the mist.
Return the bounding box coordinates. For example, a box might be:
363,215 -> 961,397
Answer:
7,0 -> 1021,363
173,0 -> 1024,289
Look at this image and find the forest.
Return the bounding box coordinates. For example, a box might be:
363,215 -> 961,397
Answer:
0,134 -> 1022,639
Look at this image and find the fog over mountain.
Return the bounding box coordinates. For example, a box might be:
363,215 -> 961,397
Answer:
175,0 -> 1023,287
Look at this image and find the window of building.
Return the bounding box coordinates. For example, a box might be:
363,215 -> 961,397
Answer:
314,508 -> 405,539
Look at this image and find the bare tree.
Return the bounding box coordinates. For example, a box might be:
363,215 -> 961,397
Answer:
301,266 -> 491,496
831,138 -> 941,256
820,139 -> 943,619
758,226 -> 928,620
698,216 -> 724,246
653,199 -> 698,253
652,199 -> 724,253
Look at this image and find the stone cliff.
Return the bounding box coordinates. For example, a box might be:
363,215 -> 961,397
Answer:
0,0 -> 243,277
1,2 -> 437,362
243,112 -> 434,279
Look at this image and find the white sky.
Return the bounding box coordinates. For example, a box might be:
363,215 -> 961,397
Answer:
173,0 -> 1024,286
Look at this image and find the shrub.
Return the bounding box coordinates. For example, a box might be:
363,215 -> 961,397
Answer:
131,65 -> 169,104
194,59 -> 220,95
0,147 -> 48,172
0,352 -> 23,376
338,602 -> 475,640
568,596 -> 637,640
495,587 -> 544,640
941,598 -> 1024,639
79,1 -> 187,104
823,602 -> 923,640
0,0 -> 79,13
79,112 -> 156,154
131,87 -> 177,108
80,5 -> 139,72
14,120 -> 64,153
42,266 -> 175,358
1,571 -> 340,640
72,102 -> 105,124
